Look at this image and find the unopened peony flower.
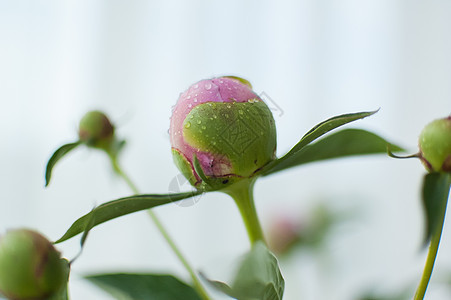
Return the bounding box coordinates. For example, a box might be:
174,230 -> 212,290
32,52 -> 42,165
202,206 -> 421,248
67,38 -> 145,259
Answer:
78,110 -> 115,150
170,77 -> 277,191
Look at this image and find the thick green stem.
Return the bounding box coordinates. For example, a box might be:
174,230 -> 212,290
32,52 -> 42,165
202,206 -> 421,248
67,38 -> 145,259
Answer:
225,178 -> 266,245
414,200 -> 448,299
109,156 -> 211,300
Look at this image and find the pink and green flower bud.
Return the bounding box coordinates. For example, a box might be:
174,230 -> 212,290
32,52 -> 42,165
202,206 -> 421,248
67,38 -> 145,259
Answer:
419,116 -> 451,172
170,77 -> 277,190
78,111 -> 115,150
0,229 -> 67,300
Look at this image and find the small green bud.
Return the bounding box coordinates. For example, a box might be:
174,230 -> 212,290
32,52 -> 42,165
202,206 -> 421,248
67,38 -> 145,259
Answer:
419,116 -> 451,172
78,111 -> 115,150
0,229 -> 67,300
169,77 -> 277,190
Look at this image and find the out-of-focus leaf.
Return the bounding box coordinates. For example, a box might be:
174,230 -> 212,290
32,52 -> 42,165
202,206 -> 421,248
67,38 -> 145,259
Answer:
422,172 -> 451,244
260,111 -> 377,175
45,141 -> 82,186
85,273 -> 202,300
204,242 -> 284,300
262,128 -> 402,176
55,191 -> 202,244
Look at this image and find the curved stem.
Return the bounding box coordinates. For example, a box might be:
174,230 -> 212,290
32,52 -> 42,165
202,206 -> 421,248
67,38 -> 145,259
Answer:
225,179 -> 266,245
414,202 -> 447,299
109,156 -> 211,300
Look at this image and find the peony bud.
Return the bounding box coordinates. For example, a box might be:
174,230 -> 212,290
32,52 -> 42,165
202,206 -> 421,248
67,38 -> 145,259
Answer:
78,111 -> 115,150
0,229 -> 67,300
419,116 -> 451,172
170,77 -> 277,190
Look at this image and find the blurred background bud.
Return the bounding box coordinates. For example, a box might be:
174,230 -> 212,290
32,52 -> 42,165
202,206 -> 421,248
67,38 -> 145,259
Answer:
0,229 -> 67,300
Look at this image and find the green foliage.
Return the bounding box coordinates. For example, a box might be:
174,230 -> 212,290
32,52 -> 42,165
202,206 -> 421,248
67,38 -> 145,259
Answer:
85,273 -> 202,300
45,142 -> 81,187
205,242 -> 284,300
260,110 -> 378,175
262,129 -> 403,176
55,191 -> 202,244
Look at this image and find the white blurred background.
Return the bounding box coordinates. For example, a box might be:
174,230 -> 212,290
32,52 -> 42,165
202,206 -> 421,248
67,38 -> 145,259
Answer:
0,1 -> 450,299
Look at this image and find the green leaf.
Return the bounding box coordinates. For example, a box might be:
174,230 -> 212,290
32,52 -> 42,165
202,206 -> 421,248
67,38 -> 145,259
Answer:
69,207 -> 97,264
262,129 -> 403,176
204,242 -> 284,300
422,172 -> 451,244
85,273 -> 202,300
45,141 -> 82,187
260,110 -> 377,175
55,191 -> 202,244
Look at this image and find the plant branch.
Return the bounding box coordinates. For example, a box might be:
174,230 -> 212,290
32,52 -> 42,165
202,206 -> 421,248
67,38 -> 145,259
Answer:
109,155 -> 211,300
225,178 -> 266,245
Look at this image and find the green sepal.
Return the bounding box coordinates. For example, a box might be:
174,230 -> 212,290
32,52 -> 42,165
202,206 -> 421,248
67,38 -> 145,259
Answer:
47,259 -> 70,300
183,101 -> 276,179
45,141 -> 82,187
172,149 -> 198,187
55,191 -> 202,244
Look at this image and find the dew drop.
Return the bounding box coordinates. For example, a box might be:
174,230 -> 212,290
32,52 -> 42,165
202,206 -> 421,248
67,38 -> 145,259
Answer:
227,104 -> 231,109
197,120 -> 202,124
184,122 -> 191,129
194,98 -> 198,102
187,95 -> 191,99
194,84 -> 199,88
201,125 -> 206,130
205,83 -> 212,90
213,115 -> 217,119
188,104 -> 192,108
